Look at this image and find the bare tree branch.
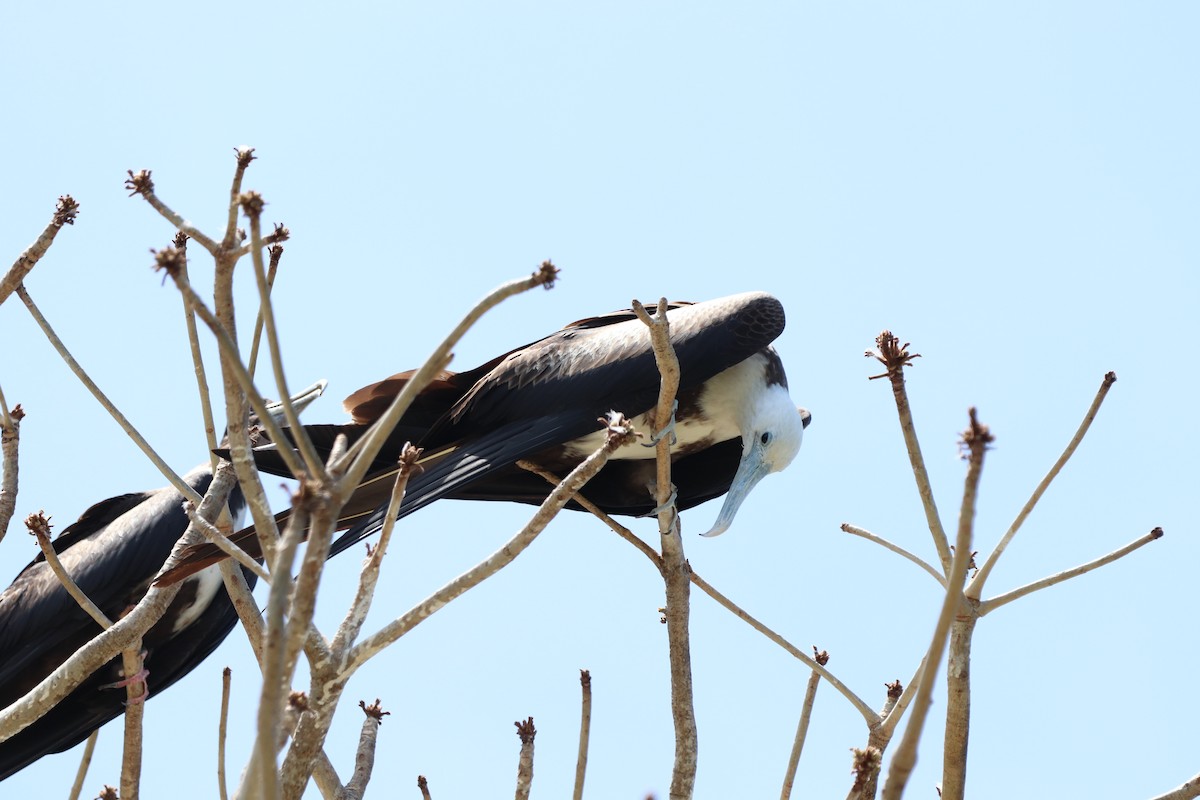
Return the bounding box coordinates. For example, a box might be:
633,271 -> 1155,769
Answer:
118,645 -> 146,800
125,169 -> 220,254
241,192 -> 323,476
68,730 -> 99,800
840,524 -> 946,587
881,409 -> 990,800
0,468 -> 234,741
866,331 -> 951,574
219,667 -> 232,800
573,670 -> 592,800
513,717 -> 536,800
16,285 -> 200,503
0,397 -> 22,545
0,194 -> 78,307
979,527 -> 1163,615
633,297 -> 696,800
780,648 -> 828,800
26,511 -> 113,628
968,372 -> 1118,599
1149,773 -> 1200,800
518,464 -> 879,724
336,262 -> 559,497
344,413 -> 636,676
335,700 -> 389,800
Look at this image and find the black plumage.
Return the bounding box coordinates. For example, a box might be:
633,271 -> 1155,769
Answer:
0,468 -> 255,780
160,291 -> 809,584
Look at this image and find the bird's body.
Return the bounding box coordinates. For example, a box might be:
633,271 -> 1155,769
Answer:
0,383 -> 324,780
0,467 -> 254,781
160,291 -> 809,584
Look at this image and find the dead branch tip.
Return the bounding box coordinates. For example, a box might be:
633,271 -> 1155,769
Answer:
958,407 -> 994,458
54,195 -> 79,226
535,260 -> 559,289
1150,526 -> 1164,540
234,146 -> 257,168
398,443 -> 425,476
358,698 -> 390,722
238,191 -> 265,219
885,679 -> 903,699
579,668 -> 591,687
96,785 -> 118,800
288,690 -> 310,711
24,511 -> 52,539
9,404 -> 25,422
172,230 -> 189,249
266,222 -> 290,245
600,411 -> 638,448
865,330 -> 921,380
811,647 -> 830,666
124,169 -> 153,197
1104,370 -> 1117,385
514,716 -> 537,744
150,245 -> 186,279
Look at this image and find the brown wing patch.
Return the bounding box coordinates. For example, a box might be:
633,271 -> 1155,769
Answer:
343,369 -> 460,424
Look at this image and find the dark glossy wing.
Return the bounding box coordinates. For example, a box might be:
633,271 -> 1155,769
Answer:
0,467 -> 216,693
444,291 -> 785,433
0,567 -> 254,781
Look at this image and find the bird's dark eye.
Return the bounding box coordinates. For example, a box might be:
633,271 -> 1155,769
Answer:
760,432 -> 771,445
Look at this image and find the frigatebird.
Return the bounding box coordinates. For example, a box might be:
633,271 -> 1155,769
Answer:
0,383 -> 324,780
158,291 -> 810,584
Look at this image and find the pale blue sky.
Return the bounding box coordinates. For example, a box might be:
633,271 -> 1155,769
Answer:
2,3 -> 1196,798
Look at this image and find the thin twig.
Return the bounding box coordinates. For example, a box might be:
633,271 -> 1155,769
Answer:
573,670 -> 592,800
1149,772 -> 1200,800
0,397 -> 22,545
0,195 -> 78,306
967,371 -> 1118,598
219,667 -> 232,800
518,464 -> 879,723
343,414 -> 636,677
252,501 -> 310,800
186,500 -> 271,583
68,730 -> 99,800
515,461 -> 664,571
241,193 -> 323,476
248,243 -> 283,377
219,559 -> 267,666
514,717 -> 536,800
125,169 -> 220,254
336,700 -> 389,800
329,446 -> 420,662
780,648 -> 828,800
418,775 -> 432,799
26,511 -> 113,628
840,524 -> 946,587
880,409 -> 990,800
17,285 -> 200,503
171,233 -> 221,464
690,571 -> 877,723
154,254 -> 308,484
867,331 -> 952,574
223,148 -> 258,250
980,527 -> 1163,615
280,412 -> 624,800
336,262 -> 559,497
